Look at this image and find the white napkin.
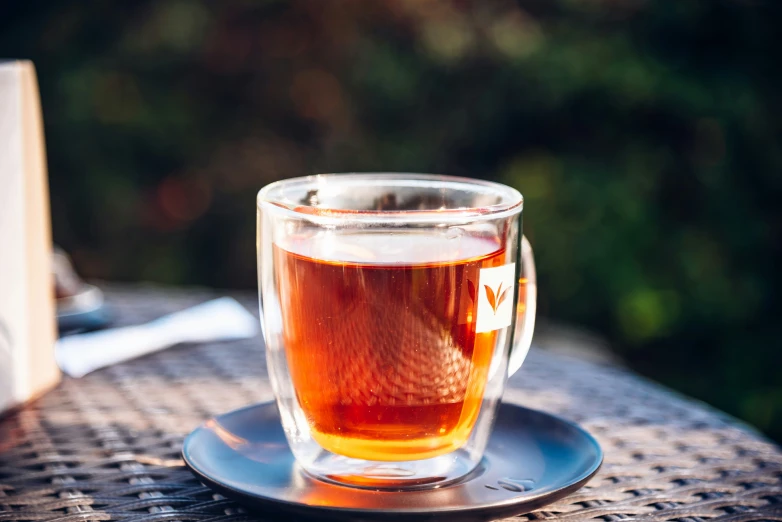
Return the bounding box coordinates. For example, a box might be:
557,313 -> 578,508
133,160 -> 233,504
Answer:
55,297 -> 259,378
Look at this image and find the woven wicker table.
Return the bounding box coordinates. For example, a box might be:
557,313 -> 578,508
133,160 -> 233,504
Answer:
1,285 -> 780,522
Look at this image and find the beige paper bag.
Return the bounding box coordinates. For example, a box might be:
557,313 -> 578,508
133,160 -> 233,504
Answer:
0,60 -> 60,413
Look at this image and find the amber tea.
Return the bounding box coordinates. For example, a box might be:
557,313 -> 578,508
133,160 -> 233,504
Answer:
275,231 -> 520,461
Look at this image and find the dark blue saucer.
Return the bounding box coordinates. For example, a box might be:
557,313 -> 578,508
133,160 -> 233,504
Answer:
57,284 -> 111,333
182,402 -> 602,521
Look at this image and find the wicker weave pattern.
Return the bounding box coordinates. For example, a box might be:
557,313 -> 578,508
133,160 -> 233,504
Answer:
1,286 -> 780,522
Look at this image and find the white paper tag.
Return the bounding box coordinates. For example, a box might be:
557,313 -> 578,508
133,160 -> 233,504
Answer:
475,263 -> 516,333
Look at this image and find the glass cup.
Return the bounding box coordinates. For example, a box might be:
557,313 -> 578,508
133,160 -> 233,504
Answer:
257,173 -> 536,489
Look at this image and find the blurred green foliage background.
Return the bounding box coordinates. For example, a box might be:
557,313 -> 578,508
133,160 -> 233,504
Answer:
2,0 -> 780,441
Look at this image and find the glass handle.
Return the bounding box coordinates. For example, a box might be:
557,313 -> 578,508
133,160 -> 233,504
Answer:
508,235 -> 537,377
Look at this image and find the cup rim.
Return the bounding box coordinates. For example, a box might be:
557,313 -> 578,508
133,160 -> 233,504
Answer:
257,173 -> 523,224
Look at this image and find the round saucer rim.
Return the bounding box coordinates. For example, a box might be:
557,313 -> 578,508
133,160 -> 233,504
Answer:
182,401 -> 603,517
185,456 -> 601,518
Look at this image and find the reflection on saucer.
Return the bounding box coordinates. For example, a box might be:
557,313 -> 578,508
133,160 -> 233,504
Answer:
204,418 -> 288,465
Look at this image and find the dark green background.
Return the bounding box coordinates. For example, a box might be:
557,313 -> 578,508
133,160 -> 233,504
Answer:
2,0 -> 780,441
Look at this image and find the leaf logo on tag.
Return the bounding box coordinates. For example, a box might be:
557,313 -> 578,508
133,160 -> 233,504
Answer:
475,263 -> 516,333
484,282 -> 510,314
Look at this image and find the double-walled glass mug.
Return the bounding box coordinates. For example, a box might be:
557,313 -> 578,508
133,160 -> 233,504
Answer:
257,174 -> 536,489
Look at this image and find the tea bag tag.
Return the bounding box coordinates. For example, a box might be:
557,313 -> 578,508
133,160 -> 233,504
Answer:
475,263 -> 516,333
